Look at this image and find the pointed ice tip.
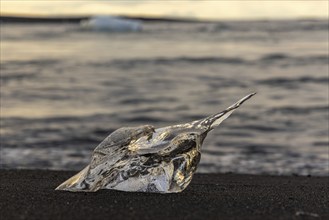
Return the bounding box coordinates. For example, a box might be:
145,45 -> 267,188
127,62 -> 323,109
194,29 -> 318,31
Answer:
244,92 -> 257,99
233,92 -> 256,107
244,92 -> 256,101
201,92 -> 256,130
227,92 -> 256,109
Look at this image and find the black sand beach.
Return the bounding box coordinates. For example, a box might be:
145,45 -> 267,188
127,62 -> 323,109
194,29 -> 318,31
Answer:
0,170 -> 328,220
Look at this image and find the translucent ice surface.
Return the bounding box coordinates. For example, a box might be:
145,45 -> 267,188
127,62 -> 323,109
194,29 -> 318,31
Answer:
56,93 -> 256,193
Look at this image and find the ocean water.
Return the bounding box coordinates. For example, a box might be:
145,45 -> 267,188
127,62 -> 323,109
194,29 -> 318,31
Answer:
1,19 -> 328,175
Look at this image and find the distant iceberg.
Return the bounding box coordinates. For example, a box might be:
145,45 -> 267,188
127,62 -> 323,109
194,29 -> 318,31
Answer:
80,16 -> 142,32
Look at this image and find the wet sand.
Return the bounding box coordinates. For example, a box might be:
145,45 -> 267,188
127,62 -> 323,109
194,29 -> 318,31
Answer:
0,170 -> 328,220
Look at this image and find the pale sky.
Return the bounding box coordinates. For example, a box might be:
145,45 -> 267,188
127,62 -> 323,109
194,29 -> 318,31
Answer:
1,0 -> 328,20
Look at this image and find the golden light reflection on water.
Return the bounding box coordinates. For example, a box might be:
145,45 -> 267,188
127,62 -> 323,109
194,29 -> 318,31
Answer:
1,106 -> 110,118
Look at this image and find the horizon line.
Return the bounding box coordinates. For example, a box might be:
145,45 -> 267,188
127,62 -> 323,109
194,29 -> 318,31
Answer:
1,12 -> 328,23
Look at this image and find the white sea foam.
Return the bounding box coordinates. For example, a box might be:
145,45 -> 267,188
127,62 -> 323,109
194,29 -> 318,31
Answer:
80,16 -> 142,32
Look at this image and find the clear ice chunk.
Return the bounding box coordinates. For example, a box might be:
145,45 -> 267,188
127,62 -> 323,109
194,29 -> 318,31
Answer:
56,93 -> 256,193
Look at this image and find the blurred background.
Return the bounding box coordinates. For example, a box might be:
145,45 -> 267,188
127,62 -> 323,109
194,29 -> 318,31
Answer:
0,1 -> 328,175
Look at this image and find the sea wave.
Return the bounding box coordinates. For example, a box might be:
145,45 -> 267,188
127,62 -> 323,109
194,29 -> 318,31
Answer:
2,54 -> 327,71
268,105 -> 329,114
86,54 -> 329,68
258,77 -> 329,86
197,20 -> 329,33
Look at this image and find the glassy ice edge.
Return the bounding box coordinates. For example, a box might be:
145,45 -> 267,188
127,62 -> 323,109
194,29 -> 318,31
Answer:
55,94 -> 255,193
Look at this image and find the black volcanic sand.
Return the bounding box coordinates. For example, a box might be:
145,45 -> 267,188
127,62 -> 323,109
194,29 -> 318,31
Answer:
0,170 -> 328,220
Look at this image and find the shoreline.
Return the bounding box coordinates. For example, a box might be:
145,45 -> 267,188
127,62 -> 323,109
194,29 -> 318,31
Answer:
1,169 -> 328,219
